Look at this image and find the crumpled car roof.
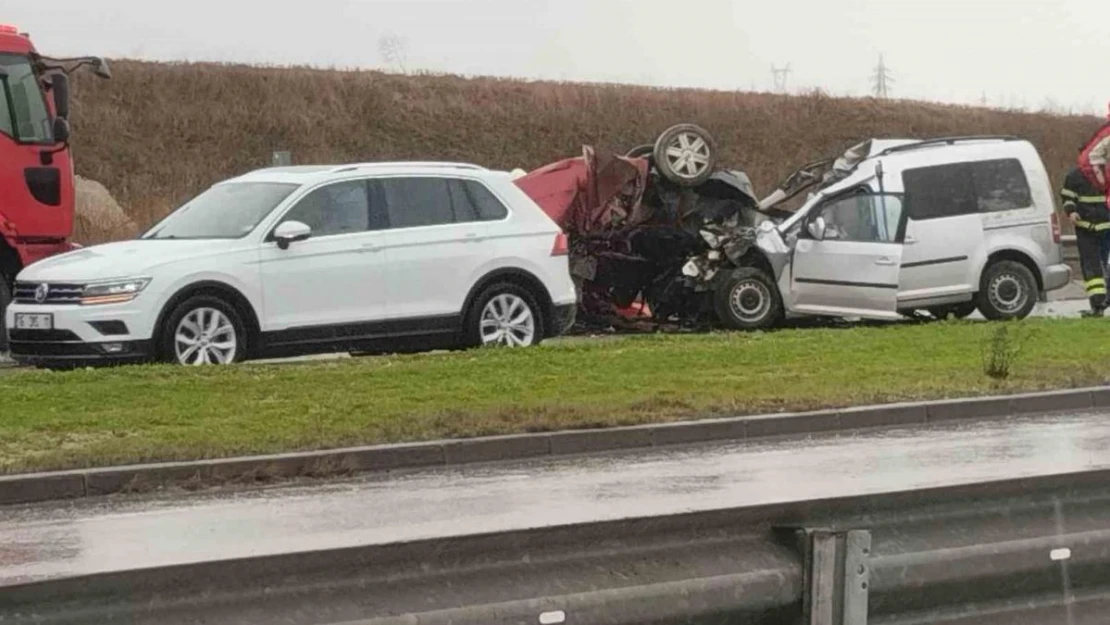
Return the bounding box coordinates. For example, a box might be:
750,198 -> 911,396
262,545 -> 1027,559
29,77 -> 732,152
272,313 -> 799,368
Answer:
514,146 -> 650,235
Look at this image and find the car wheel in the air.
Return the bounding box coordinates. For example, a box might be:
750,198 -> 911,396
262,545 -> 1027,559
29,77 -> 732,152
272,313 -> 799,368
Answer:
160,295 -> 248,365
976,260 -> 1038,321
465,283 -> 545,348
652,123 -> 718,187
714,267 -> 784,331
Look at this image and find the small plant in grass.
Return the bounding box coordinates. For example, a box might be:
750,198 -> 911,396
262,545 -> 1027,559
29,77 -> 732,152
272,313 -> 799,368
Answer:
981,322 -> 1036,380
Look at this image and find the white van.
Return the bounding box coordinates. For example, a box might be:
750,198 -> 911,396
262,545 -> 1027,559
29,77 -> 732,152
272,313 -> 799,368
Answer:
714,136 -> 1071,328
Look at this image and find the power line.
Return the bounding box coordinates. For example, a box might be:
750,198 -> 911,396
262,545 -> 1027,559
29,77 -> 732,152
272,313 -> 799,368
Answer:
771,63 -> 792,93
871,55 -> 894,99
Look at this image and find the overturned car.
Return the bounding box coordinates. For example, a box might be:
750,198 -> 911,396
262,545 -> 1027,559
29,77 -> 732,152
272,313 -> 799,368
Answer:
513,124 -> 883,330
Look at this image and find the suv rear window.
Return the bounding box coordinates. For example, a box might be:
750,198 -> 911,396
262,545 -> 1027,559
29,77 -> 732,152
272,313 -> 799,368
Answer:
902,158 -> 1032,220
376,177 -> 509,229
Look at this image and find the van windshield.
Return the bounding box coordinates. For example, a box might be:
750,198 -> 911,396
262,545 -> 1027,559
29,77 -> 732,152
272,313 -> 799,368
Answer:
142,182 -> 299,240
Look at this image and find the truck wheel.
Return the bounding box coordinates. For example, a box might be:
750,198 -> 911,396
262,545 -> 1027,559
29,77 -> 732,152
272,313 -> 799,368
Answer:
714,267 -> 783,331
0,275 -> 10,353
976,261 -> 1037,321
928,302 -> 977,320
653,124 -> 717,187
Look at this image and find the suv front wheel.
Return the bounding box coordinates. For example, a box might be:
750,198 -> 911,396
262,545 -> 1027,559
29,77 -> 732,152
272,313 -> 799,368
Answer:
976,260 -> 1038,321
160,295 -> 248,365
465,283 -> 546,348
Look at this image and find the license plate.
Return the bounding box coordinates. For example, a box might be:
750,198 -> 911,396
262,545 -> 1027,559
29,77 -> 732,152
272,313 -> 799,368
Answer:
14,313 -> 53,330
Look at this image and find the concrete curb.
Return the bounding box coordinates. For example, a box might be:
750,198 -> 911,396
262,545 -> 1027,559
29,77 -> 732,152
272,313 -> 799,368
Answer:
3,386 -> 1108,506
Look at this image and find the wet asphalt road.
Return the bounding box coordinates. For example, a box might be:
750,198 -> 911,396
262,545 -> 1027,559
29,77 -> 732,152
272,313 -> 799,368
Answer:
3,409 -> 1109,587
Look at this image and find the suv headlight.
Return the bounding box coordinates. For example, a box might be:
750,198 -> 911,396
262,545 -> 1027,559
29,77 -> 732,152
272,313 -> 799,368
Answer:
81,278 -> 151,305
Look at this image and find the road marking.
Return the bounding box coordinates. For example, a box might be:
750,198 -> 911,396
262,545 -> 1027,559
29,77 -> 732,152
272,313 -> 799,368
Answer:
1051,548 -> 1072,561
539,610 -> 566,624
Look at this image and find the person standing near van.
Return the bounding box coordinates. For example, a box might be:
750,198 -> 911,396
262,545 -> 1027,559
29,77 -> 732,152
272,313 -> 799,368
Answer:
1061,165 -> 1110,316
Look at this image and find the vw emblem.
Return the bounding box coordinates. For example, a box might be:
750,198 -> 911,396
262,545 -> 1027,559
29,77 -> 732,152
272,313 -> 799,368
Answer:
34,283 -> 49,304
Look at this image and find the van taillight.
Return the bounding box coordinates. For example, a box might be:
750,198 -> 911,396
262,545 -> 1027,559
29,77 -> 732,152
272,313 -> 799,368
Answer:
551,232 -> 569,256
1051,212 -> 1062,243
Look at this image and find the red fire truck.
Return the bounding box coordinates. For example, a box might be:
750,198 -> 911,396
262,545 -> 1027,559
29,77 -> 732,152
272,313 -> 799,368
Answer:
0,24 -> 109,351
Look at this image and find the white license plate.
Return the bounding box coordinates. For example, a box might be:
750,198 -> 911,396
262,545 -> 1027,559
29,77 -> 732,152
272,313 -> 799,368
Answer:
14,313 -> 53,330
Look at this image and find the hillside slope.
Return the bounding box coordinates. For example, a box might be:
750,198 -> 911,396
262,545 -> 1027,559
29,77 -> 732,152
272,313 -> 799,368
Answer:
67,60 -> 1101,242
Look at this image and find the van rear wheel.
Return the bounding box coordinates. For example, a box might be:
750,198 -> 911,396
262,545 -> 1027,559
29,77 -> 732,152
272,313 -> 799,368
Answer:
976,261 -> 1037,321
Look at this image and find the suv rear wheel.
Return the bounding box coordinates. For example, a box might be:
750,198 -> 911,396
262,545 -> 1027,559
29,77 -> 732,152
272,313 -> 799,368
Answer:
976,260 -> 1038,321
465,283 -> 545,348
714,267 -> 783,330
160,295 -> 248,365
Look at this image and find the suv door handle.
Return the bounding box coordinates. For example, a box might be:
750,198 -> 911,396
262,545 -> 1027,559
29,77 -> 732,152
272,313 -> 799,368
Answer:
875,257 -> 896,266
360,243 -> 381,253
904,235 -> 918,245
463,232 -> 485,243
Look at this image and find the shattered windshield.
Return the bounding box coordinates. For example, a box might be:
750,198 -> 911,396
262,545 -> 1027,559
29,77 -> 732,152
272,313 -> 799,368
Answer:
0,53 -> 52,144
141,182 -> 299,240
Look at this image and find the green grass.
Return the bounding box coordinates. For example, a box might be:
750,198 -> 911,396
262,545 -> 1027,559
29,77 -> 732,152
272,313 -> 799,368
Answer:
2,318 -> 1108,474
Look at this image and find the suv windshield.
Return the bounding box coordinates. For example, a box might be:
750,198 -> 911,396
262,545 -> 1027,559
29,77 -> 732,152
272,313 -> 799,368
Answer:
142,182 -> 299,240
0,53 -> 51,144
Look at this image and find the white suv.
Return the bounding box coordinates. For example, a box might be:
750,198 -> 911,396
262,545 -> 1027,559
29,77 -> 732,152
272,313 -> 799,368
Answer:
5,163 -> 578,366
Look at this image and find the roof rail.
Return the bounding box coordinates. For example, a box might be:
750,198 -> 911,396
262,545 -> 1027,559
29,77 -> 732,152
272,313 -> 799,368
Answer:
328,162 -> 487,174
878,135 -> 1022,157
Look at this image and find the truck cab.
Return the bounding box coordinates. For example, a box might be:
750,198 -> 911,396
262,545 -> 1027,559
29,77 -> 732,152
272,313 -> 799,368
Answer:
0,24 -> 109,351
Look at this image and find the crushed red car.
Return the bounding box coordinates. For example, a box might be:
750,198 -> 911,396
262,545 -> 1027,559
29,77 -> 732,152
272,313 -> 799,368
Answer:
513,124 -> 780,329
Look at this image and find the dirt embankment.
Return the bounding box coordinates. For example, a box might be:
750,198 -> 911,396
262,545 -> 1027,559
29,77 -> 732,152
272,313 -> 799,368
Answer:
66,60 -> 1102,243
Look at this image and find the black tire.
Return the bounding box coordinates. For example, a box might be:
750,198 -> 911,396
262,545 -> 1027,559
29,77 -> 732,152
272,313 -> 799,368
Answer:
928,301 -> 977,320
158,295 -> 249,365
626,144 -> 654,159
0,275 -> 10,353
976,261 -> 1038,321
652,123 -> 718,187
463,282 -> 545,349
713,267 -> 784,331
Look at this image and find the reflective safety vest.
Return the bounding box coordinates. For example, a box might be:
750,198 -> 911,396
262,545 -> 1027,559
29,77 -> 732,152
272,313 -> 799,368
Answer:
1062,167 -> 1110,231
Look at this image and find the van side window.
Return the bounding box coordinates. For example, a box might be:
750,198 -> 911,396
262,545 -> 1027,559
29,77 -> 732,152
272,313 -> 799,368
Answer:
903,159 -> 1033,220
970,159 -> 1032,212
902,164 -> 977,220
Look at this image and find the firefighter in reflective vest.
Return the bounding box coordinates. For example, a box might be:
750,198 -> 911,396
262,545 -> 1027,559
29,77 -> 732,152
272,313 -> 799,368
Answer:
1062,165 -> 1110,316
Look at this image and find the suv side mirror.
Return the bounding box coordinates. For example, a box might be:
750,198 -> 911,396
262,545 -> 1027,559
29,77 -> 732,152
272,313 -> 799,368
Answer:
51,73 -> 70,119
274,220 -> 311,250
807,216 -> 827,241
52,117 -> 70,143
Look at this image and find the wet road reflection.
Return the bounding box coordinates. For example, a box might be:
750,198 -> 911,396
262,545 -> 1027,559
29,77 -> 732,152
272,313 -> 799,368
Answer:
1,410 -> 1105,586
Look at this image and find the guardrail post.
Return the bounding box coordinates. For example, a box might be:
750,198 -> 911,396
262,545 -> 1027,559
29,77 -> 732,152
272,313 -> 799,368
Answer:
800,528 -> 871,625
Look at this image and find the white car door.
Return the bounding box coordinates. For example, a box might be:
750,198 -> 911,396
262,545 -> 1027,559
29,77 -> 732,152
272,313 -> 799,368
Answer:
373,176 -> 495,324
789,193 -> 905,320
897,162 -> 983,305
259,179 -> 390,333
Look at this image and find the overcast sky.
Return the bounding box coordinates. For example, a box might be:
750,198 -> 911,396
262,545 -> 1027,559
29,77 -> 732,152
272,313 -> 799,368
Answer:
5,0 -> 1107,115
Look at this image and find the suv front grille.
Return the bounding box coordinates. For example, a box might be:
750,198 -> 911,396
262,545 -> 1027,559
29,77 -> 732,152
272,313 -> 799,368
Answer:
13,282 -> 85,305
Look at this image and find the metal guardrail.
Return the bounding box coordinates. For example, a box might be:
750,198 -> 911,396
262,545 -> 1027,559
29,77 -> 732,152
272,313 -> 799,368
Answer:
5,468 -> 1110,625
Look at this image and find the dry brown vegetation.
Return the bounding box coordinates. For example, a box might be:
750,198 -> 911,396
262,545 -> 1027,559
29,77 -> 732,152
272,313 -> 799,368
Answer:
68,60 -> 1102,243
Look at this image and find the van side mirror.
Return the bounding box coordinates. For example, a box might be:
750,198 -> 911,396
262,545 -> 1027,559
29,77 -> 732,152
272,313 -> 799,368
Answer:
274,220 -> 312,250
807,216 -> 827,241
51,73 -> 70,119
52,117 -> 70,144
